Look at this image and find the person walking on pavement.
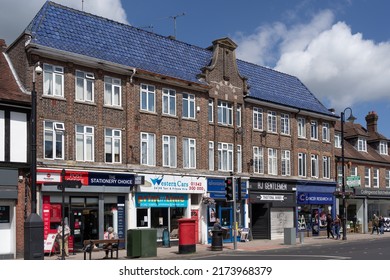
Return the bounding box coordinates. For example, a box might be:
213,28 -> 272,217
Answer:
333,214 -> 341,240
371,214 -> 379,234
326,213 -> 334,239
379,216 -> 385,234
57,220 -> 70,257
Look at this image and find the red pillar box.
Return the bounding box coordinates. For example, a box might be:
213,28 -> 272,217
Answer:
178,218 -> 196,254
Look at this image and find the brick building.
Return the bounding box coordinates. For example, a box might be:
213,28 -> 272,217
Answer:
335,111 -> 390,234
4,1 -> 340,255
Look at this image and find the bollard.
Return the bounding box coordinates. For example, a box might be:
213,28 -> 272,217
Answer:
299,231 -> 304,244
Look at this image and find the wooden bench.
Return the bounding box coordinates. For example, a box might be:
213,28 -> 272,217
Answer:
83,239 -> 123,260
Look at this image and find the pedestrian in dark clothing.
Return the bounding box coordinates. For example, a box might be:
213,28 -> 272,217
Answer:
326,213 -> 334,239
371,214 -> 379,234
379,216 -> 385,234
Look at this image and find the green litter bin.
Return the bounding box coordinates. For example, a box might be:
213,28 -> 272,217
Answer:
127,229 -> 157,258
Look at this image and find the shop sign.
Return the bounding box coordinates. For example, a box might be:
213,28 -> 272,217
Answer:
135,193 -> 188,207
88,172 -> 134,186
297,192 -> 333,204
250,180 -> 295,192
138,174 -> 206,194
347,176 -> 360,187
37,169 -> 88,185
356,188 -> 390,197
37,170 -> 61,183
249,192 -> 295,206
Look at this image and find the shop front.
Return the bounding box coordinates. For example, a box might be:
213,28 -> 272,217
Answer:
206,178 -> 248,243
133,174 -> 206,243
347,188 -> 390,233
0,168 -> 18,259
296,181 -> 336,236
249,178 -> 296,240
39,168 -> 137,251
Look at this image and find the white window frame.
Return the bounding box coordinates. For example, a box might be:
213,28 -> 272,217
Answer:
267,111 -> 277,133
386,170 -> 390,188
311,154 -> 319,178
253,107 -> 263,130
208,141 -> 214,171
43,64 -> 64,97
218,142 -> 233,171
236,105 -> 242,127
268,148 -> 278,175
183,138 -> 196,169
298,117 -> 306,138
322,123 -> 330,142
373,168 -> 379,188
75,70 -> 94,102
281,150 -> 291,176
280,113 -> 290,135
322,156 -> 331,179
182,93 -> 195,119
208,99 -> 214,123
298,153 -> 307,177
335,133 -> 341,148
44,120 -> 64,160
105,128 -> 121,163
162,135 -> 177,168
365,167 -> 371,188
141,132 -> 155,166
351,165 -> 358,176
357,138 -> 367,152
162,88 -> 176,116
76,125 -> 94,162
379,141 -> 388,155
217,101 -> 233,126
0,110 -> 4,161
253,146 -> 264,174
104,76 -> 121,107
310,120 -> 318,140
140,84 -> 155,112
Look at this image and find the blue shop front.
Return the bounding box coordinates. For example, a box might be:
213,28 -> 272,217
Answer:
206,178 -> 248,243
296,181 -> 337,236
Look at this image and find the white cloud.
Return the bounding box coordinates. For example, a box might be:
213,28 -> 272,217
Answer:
234,9 -> 390,112
0,0 -> 127,46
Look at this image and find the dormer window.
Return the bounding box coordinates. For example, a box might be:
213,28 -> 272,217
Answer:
357,138 -> 367,152
379,141 -> 388,155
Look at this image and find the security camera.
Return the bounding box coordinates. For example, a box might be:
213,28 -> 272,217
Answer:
35,63 -> 43,75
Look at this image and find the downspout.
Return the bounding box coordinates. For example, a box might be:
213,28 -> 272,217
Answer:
129,68 -> 136,84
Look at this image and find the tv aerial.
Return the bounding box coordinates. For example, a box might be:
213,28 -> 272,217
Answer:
168,12 -> 186,39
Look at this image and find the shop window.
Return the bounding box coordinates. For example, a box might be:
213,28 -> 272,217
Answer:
136,208 -> 148,227
104,204 -> 117,231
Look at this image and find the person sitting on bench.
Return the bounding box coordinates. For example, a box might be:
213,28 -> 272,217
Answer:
103,226 -> 118,259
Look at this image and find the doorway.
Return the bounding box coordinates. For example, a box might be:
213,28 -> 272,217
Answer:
251,203 -> 270,239
220,207 -> 232,242
69,196 -> 99,249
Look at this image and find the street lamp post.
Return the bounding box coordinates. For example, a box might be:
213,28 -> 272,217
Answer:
341,107 -> 356,241
24,62 -> 44,260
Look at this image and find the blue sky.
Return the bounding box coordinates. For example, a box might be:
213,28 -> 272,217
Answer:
2,0 -> 390,137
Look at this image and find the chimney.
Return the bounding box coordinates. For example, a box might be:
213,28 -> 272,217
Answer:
0,39 -> 7,51
365,111 -> 378,133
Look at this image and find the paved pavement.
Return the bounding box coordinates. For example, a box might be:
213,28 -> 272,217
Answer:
44,232 -> 389,260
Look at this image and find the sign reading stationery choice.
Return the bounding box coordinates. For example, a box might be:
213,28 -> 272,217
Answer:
88,172 -> 135,186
